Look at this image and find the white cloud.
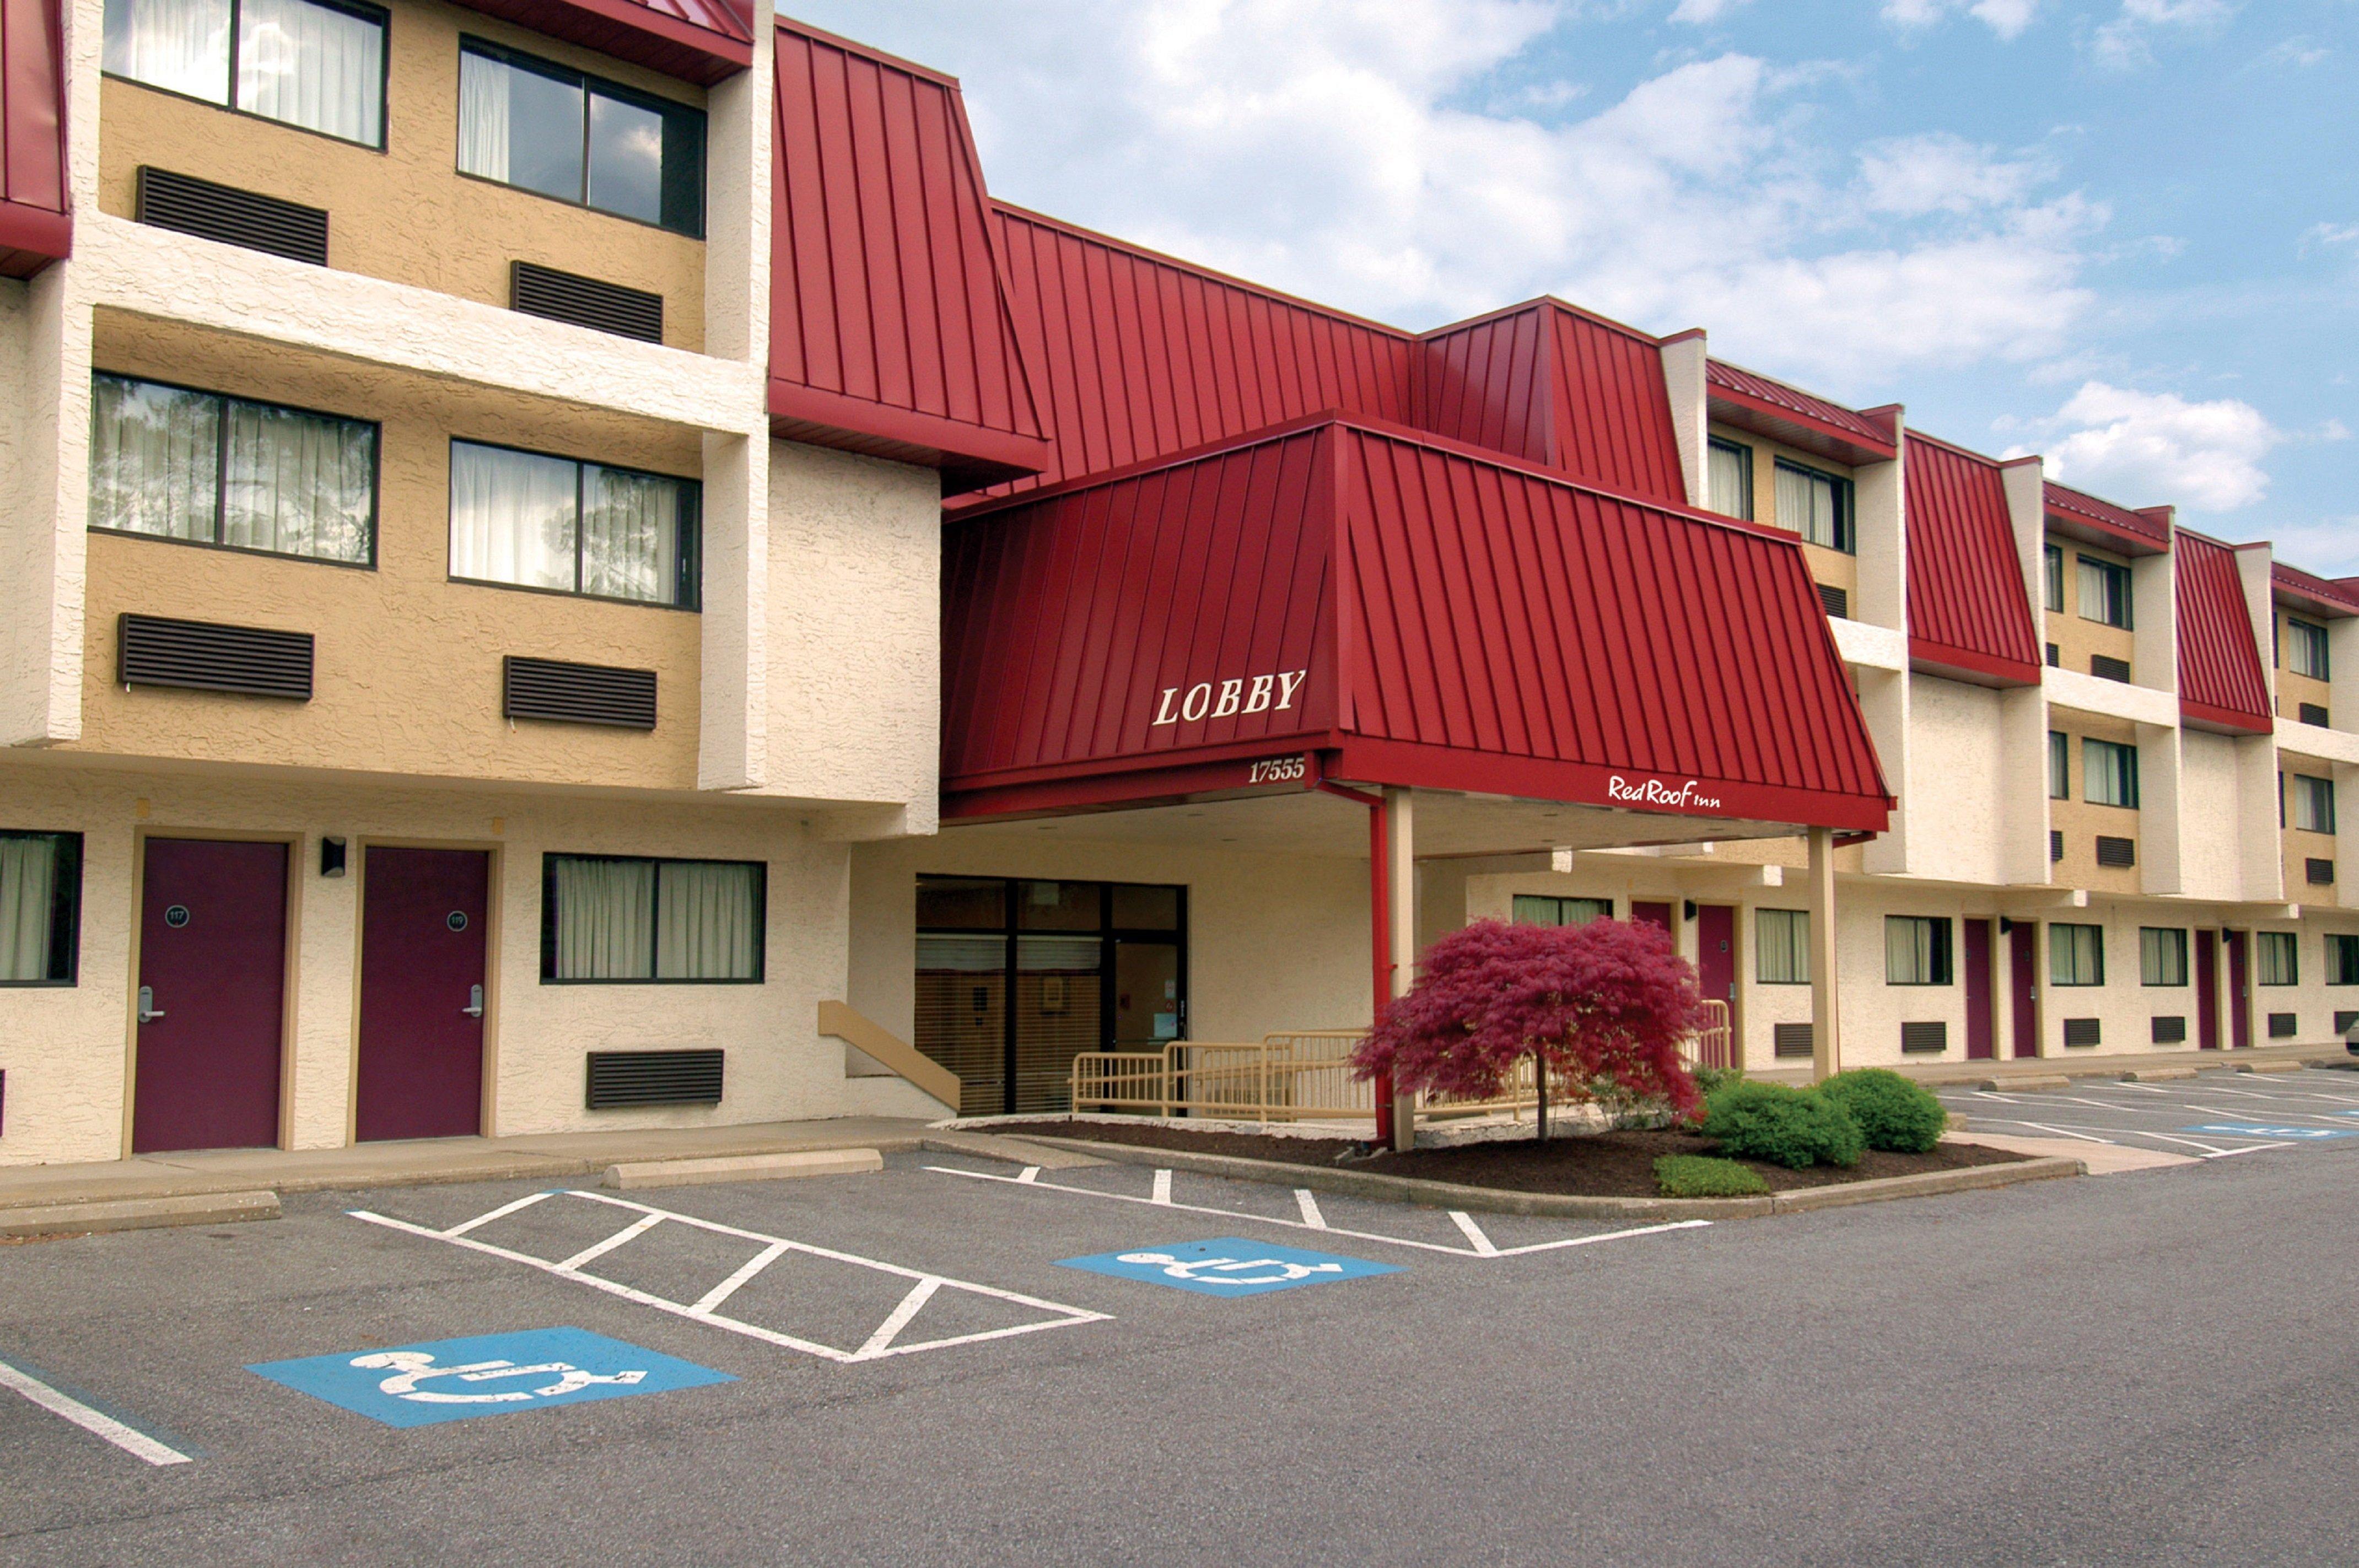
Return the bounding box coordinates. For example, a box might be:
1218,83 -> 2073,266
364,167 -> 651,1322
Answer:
1856,133 -> 2051,216
1882,0 -> 2039,40
2304,222 -> 2359,253
2029,381 -> 2281,511
1669,0 -> 1747,21
2092,0 -> 2236,71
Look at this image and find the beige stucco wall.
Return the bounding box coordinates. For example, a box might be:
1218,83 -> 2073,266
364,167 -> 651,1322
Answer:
0,758 -> 942,1167
72,314 -> 707,788
96,0 -> 708,351
1904,675 -> 2010,887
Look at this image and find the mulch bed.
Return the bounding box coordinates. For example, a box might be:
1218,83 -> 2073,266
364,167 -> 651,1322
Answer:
989,1118 -> 2028,1199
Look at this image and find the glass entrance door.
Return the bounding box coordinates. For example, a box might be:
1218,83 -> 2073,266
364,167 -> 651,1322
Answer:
1113,940 -> 1182,1049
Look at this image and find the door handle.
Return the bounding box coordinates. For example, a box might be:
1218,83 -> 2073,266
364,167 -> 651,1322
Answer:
138,985 -> 165,1024
462,983 -> 484,1020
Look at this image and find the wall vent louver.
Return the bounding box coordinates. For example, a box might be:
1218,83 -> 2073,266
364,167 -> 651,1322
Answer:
2334,1009 -> 2359,1036
2050,829 -> 2064,863
1900,1020 -> 1947,1054
1771,1022 -> 1813,1058
586,1049 -> 723,1109
2306,857 -> 2335,886
2094,835 -> 2136,869
2090,654 -> 2132,683
2267,1012 -> 2297,1039
504,657 -> 657,730
136,168 -> 327,265
2150,1015 -> 2186,1044
2061,1017 -> 2102,1047
119,615 -> 313,699
1816,583 -> 1849,619
511,262 -> 664,343
2299,702 -> 2330,727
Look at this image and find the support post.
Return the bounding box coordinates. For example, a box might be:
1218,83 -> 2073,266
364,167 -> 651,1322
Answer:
1385,787 -> 1417,1151
1808,826 -> 1841,1081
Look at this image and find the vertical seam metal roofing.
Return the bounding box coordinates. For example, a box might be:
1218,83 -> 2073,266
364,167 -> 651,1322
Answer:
940,416 -> 1891,831
2044,479 -> 2172,552
1705,359 -> 1897,456
2174,530 -> 2272,731
0,0 -> 69,276
1904,434 -> 2043,683
769,20 -> 1050,491
2271,561 -> 2359,617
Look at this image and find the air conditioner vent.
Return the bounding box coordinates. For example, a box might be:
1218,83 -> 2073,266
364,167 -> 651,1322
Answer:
2267,1012 -> 2297,1040
2306,857 -> 2335,886
119,614 -> 313,699
2061,1017 -> 2102,1048
2150,1015 -> 2186,1044
512,261 -> 664,343
504,656 -> 657,730
2091,654 -> 2132,683
2095,836 -> 2136,869
1816,583 -> 1849,619
1900,1021 -> 1947,1054
2299,702 -> 2330,727
586,1049 -> 723,1109
137,168 -> 327,265
1771,1022 -> 1813,1059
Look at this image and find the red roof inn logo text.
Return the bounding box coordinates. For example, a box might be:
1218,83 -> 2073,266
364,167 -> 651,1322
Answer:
1607,775 -> 1723,812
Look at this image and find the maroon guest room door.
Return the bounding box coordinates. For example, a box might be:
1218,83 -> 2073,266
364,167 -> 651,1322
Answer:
2195,931 -> 2220,1049
1962,919 -> 1995,1060
133,839 -> 289,1154
2009,921 -> 2039,1058
1695,905 -> 1736,1012
2225,930 -> 2252,1050
357,848 -> 490,1141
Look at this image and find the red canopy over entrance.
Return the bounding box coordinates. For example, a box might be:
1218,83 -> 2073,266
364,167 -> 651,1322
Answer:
941,414 -> 1893,834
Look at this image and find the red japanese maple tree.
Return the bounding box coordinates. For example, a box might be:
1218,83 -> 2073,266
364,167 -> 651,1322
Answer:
1352,917 -> 1705,1135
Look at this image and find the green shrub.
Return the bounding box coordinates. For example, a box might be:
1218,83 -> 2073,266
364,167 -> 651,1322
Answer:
1700,1081 -> 1863,1169
1819,1068 -> 1947,1154
1690,1066 -> 1743,1099
1653,1154 -> 1769,1198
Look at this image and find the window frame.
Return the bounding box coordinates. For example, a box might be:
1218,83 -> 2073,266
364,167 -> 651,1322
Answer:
2050,922 -> 2105,987
1706,435 -> 1753,521
0,830 -> 84,987
88,371 -> 381,569
540,852 -> 767,985
2076,553 -> 2133,629
1884,915 -> 1953,987
1511,894 -> 1614,927
1755,907 -> 1809,985
101,0 -> 391,150
455,37 -> 708,238
446,436 -> 702,611
2293,773 -> 2337,836
2326,933 -> 2359,986
2255,929 -> 2298,987
2287,615 -> 2330,681
1772,456 -> 1854,554
2048,729 -> 2070,801
2083,736 -> 2140,810
2139,926 -> 2188,988
2043,542 -> 2065,613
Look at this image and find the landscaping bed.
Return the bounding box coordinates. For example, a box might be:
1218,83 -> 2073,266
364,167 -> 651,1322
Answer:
990,1118 -> 2029,1199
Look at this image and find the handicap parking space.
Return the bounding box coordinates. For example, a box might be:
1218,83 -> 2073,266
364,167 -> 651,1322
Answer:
1939,1066 -> 2359,1160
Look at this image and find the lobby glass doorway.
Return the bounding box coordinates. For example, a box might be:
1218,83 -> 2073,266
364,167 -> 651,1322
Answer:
915,877 -> 1187,1116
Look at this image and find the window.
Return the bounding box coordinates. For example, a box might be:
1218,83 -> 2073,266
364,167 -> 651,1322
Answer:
2140,926 -> 2188,988
542,855 -> 763,982
2044,542 -> 2065,613
89,374 -> 376,565
1706,437 -> 1752,520
2083,737 -> 2140,809
2287,616 -> 2329,680
1885,916 -> 1952,985
1756,908 -> 1809,984
103,0 -> 385,146
2256,930 -> 2297,987
2077,555 -> 2132,628
1511,895 -> 1613,926
449,440 -> 699,608
2049,730 -> 2069,800
2051,923 -> 2104,987
2294,773 -> 2337,835
1773,459 -> 1852,552
458,41 -> 705,236
2328,934 -> 2359,985
0,832 -> 82,985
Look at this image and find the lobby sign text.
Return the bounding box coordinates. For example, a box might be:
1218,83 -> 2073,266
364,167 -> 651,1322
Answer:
1152,669 -> 1309,727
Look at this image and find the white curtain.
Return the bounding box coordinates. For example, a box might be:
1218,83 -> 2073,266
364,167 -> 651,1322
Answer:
1777,465 -> 1837,548
235,0 -> 381,144
450,441 -> 578,591
655,862 -> 758,979
1757,909 -> 1808,984
581,465 -> 680,604
1708,443 -> 1749,519
1887,917 -> 1937,985
89,376 -> 220,542
456,49 -> 510,183
0,837 -> 58,983
222,400 -> 374,562
552,858 -> 654,979
103,0 -> 231,103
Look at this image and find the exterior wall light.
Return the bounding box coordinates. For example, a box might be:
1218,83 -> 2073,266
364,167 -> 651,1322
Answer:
321,837 -> 348,878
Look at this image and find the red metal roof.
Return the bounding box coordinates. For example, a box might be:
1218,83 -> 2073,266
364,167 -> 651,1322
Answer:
1706,359 -> 1898,465
941,416 -> 1892,831
2271,561 -> 2359,618
1904,435 -> 2043,685
448,0 -> 752,84
979,203 -> 1417,501
1417,301 -> 1689,506
2044,479 -> 2171,554
0,0 -> 69,278
2175,531 -> 2272,732
769,21 -> 1051,492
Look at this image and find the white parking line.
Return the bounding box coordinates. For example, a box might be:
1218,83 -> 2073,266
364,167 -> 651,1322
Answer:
1966,1117 -> 2291,1157
352,1190 -> 1110,1365
1450,1212 -> 1501,1256
926,1163 -> 1710,1259
0,1355 -> 190,1467
1294,1189 -> 1327,1228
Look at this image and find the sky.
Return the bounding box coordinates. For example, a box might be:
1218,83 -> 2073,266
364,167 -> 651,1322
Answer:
785,0 -> 2359,575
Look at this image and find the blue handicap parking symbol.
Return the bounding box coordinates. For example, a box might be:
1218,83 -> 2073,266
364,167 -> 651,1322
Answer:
249,1327 -> 731,1427
1057,1237 -> 1402,1297
2184,1123 -> 2359,1141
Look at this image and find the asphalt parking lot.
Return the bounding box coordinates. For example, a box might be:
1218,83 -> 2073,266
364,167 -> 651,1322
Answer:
6,1120 -> 2358,1566
1940,1064 -> 2359,1158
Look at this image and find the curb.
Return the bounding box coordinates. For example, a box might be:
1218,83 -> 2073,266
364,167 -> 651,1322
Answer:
2121,1066 -> 2200,1082
920,1131 -> 1107,1170
1009,1135 -> 2082,1221
1980,1074 -> 2071,1090
0,1189 -> 281,1240
604,1149 -> 884,1190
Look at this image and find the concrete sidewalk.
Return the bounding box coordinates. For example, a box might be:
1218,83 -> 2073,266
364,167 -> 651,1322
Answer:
1752,1039 -> 2353,1087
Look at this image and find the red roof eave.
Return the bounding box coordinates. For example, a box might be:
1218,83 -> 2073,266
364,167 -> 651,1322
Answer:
447,0 -> 752,82
2180,698 -> 2275,735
